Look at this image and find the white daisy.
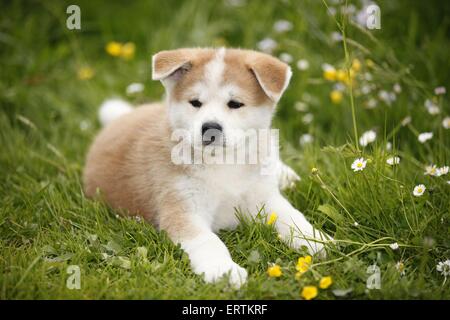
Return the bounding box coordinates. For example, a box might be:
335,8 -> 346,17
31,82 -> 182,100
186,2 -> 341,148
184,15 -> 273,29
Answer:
386,156 -> 400,166
296,59 -> 310,71
359,130 -> 377,147
393,83 -> 402,93
366,98 -> 377,109
396,261 -> 406,276
273,20 -> 293,33
418,132 -> 433,143
279,52 -> 293,64
439,166 -> 449,176
413,184 -> 426,197
389,242 -> 399,250
302,113 -> 313,124
378,90 -> 396,106
351,157 -> 367,172
436,260 -> 450,277
257,38 -> 277,53
424,164 -> 439,176
126,82 -> 144,95
434,86 -> 446,95
299,134 -> 313,145
294,101 -> 308,112
386,142 -> 392,151
443,117 -> 450,129
401,116 -> 412,126
330,31 -> 342,42
425,99 -> 440,115
79,120 -> 90,131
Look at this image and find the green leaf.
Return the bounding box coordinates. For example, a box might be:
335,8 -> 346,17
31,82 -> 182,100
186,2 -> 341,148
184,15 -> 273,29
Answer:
317,204 -> 344,223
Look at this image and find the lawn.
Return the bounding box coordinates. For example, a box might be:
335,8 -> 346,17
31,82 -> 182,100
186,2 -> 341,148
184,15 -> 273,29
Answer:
1,0 -> 449,299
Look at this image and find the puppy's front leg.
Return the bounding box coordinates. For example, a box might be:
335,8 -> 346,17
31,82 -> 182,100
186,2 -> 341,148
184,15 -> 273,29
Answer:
267,192 -> 331,256
160,212 -> 247,288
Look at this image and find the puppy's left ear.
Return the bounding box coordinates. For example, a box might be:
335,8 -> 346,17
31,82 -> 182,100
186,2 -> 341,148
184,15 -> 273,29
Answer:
248,54 -> 292,102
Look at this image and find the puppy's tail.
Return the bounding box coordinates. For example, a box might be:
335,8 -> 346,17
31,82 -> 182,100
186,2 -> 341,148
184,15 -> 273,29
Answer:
98,98 -> 133,127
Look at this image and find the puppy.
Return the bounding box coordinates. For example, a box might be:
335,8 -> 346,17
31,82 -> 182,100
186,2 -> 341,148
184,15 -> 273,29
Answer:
83,48 -> 330,287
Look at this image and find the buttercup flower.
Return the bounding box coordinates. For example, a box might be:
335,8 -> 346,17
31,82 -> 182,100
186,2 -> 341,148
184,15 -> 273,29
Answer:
359,130 -> 377,147
319,276 -> 333,289
267,264 -> 282,277
386,156 -> 400,166
436,260 -> 450,277
443,117 -> 450,129
330,90 -> 343,104
413,184 -> 426,197
77,67 -> 94,80
267,212 -> 278,225
120,42 -> 136,59
351,158 -> 367,172
301,286 -> 318,300
106,41 -> 122,56
296,255 -> 312,274
351,59 -> 361,72
322,64 -> 336,81
418,132 -> 433,143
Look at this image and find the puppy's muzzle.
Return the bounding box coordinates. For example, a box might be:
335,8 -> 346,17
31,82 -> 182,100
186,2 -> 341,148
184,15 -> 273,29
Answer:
201,122 -> 223,146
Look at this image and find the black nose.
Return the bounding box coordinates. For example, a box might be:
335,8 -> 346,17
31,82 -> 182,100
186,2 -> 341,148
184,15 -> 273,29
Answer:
201,122 -> 222,145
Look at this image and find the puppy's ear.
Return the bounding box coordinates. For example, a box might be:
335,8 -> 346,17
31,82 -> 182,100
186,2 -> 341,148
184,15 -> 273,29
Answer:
248,54 -> 292,102
152,49 -> 192,82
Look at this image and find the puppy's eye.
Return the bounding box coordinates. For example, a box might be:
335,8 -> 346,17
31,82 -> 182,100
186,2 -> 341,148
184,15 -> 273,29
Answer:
227,100 -> 244,109
189,99 -> 202,108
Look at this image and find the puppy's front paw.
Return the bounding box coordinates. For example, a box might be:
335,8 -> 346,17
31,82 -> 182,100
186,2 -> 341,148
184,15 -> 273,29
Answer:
278,163 -> 300,190
193,260 -> 247,288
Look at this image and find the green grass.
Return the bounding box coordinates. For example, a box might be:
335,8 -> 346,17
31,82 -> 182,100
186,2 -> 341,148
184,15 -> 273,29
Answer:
1,0 -> 449,299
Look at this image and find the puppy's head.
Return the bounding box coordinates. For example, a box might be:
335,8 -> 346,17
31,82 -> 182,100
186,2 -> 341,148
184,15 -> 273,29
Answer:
152,48 -> 291,149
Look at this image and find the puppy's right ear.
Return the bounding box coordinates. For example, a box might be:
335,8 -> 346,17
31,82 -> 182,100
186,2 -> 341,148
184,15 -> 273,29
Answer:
152,50 -> 191,83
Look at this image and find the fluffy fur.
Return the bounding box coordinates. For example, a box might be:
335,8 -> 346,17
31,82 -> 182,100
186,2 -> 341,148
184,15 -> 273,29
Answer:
84,48 -> 330,288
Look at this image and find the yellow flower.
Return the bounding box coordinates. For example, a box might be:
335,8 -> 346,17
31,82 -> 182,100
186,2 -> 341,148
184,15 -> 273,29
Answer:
77,67 -> 94,80
296,255 -> 312,274
267,212 -> 277,225
120,42 -> 136,60
319,276 -> 333,289
336,69 -> 347,82
330,90 -> 343,104
267,264 -> 282,277
351,59 -> 361,72
301,286 -> 318,300
311,167 -> 319,175
366,59 -> 375,68
323,68 -> 337,81
106,41 -> 123,56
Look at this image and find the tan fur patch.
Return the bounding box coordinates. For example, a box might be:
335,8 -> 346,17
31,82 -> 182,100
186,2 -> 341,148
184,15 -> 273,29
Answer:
83,103 -> 199,240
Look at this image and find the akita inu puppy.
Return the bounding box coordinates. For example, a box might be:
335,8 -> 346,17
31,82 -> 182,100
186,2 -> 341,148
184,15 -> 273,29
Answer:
84,48 -> 331,288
